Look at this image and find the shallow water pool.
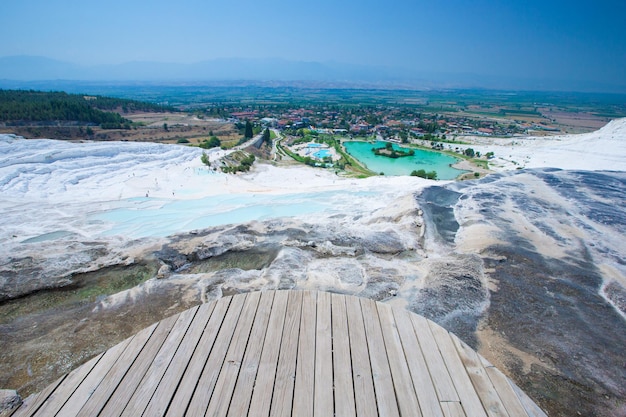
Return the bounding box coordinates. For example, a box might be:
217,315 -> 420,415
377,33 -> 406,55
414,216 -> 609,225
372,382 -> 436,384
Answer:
344,141 -> 466,179
91,190 -> 377,238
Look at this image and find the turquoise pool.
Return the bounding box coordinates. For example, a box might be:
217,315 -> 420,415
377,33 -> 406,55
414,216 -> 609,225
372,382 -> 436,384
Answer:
313,149 -> 332,159
343,141 -> 466,179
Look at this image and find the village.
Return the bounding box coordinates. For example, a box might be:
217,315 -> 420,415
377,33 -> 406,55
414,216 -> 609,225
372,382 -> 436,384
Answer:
224,102 -> 560,144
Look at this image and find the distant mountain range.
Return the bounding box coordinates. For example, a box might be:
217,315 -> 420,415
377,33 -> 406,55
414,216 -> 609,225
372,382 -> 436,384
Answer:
0,55 -> 624,93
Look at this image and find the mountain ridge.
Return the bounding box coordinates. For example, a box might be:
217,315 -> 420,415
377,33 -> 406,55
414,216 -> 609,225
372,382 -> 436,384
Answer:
1,55 -> 624,94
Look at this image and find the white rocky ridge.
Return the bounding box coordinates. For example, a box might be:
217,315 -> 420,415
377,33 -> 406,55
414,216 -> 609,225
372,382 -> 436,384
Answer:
0,121 -> 625,297
0,133 -> 434,299
0,120 -> 624,297
463,117 -> 626,171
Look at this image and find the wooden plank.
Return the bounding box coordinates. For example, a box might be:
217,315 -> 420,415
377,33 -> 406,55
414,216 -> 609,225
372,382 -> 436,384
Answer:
55,333 -> 136,416
136,301 -> 217,417
483,366 -> 530,417
441,401 -> 467,417
104,307 -> 198,417
248,290 -> 289,417
10,374 -> 67,417
451,335 -> 510,417
479,355 -> 494,368
345,294 -> 378,417
411,314 -> 460,402
292,291 -> 317,417
78,314 -> 178,417
228,291 -> 276,416
359,298 -> 400,417
163,296 -> 232,417
12,291 -> 547,417
480,350 -> 541,417
508,381 -> 547,417
392,308 -> 444,417
205,291 -> 262,417
331,293 -> 356,417
27,353 -> 103,416
427,321 -> 488,417
377,302 -> 422,417
313,291 -> 334,417
269,290 -> 303,417
183,293 -> 247,416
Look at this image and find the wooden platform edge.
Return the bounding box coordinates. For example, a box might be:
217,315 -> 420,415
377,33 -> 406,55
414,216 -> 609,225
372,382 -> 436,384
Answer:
8,290 -> 549,417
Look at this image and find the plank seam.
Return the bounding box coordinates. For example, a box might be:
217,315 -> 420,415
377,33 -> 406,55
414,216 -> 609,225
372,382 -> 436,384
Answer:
93,316 -> 180,416
219,291 -> 264,416
163,296 -> 233,417
118,306 -> 200,417
196,294 -> 248,416
14,374 -> 68,417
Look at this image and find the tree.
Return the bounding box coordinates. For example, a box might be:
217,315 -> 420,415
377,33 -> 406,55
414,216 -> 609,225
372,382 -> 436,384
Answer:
464,148 -> 475,157
200,152 -> 210,167
163,123 -> 168,131
244,120 -> 253,139
411,169 -> 437,180
262,128 -> 271,146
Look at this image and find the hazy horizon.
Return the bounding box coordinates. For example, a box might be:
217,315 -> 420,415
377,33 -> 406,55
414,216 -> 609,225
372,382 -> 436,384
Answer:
1,0 -> 625,92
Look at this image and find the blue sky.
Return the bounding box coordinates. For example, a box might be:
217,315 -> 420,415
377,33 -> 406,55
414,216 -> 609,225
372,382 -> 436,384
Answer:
1,0 -> 625,87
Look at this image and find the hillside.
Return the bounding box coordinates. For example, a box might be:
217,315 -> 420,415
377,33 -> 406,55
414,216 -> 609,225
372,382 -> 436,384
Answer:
0,89 -> 173,128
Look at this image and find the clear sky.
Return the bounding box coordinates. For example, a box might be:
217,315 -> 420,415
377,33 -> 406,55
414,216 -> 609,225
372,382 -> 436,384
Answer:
1,0 -> 625,88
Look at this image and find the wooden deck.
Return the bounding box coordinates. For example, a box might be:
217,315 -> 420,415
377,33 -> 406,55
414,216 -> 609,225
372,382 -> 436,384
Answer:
7,291 -> 547,416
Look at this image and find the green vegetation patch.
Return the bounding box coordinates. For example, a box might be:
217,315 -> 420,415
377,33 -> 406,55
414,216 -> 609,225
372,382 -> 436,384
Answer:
0,89 -> 174,130
411,169 -> 437,179
372,142 -> 415,158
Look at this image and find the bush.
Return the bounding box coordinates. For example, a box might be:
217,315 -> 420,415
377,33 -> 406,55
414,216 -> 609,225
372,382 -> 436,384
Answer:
411,169 -> 437,180
199,136 -> 221,149
177,138 -> 190,143
200,152 -> 210,167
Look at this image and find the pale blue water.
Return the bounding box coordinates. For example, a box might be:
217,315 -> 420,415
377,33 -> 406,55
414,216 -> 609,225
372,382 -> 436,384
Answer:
21,230 -> 74,243
313,149 -> 331,159
91,190 -> 377,238
344,141 -> 466,179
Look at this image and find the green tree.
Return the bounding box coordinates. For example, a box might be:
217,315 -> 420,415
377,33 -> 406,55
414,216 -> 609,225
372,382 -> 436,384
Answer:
464,148 -> 475,157
411,169 -> 437,180
262,128 -> 271,146
200,152 -> 210,167
244,120 -> 253,139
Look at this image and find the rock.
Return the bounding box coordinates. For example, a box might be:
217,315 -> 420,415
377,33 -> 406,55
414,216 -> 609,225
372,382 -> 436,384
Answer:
305,258 -> 366,293
156,264 -> 171,279
0,389 -> 21,414
190,234 -> 257,261
313,240 -> 358,257
408,254 -> 488,347
263,247 -> 313,289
